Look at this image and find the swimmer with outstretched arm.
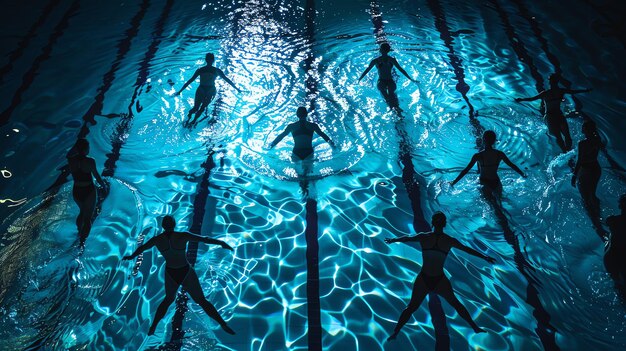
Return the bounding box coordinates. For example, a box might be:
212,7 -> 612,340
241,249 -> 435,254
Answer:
515,73 -> 591,152
123,215 -> 236,336
451,130 -> 526,198
176,53 -> 241,127
358,42 -> 417,108
385,212 -> 496,341
269,106 -> 335,161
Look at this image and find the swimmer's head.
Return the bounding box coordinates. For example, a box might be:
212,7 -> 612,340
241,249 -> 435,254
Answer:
75,138 -> 89,155
483,130 -> 497,147
162,215 -> 176,231
619,194 -> 626,211
431,211 -> 447,229
582,120 -> 597,138
549,73 -> 560,87
297,106 -> 308,119
205,53 -> 215,64
379,42 -> 392,54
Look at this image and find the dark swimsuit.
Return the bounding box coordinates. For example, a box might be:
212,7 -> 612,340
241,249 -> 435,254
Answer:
69,157 -> 96,202
544,95 -> 566,135
163,235 -> 190,285
292,122 -> 315,160
420,235 -> 449,290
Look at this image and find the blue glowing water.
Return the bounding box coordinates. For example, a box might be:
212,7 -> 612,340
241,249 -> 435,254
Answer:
0,0 -> 625,350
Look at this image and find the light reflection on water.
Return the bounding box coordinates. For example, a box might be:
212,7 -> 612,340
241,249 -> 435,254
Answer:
0,0 -> 625,350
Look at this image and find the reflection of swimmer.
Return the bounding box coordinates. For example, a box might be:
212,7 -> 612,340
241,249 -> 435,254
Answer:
358,43 -> 418,108
605,195 -> 626,282
67,139 -> 107,244
175,53 -> 241,127
451,130 -> 526,200
385,212 -> 495,342
123,215 -> 236,336
515,73 -> 591,152
572,121 -> 602,214
269,107 -> 335,164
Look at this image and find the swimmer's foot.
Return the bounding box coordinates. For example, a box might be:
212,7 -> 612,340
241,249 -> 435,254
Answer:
220,323 -> 236,335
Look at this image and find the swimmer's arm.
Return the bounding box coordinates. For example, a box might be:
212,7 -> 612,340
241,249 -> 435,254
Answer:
217,69 -> 241,93
451,238 -> 495,263
358,60 -> 376,81
451,154 -> 478,186
176,70 -> 200,95
385,234 -> 421,244
393,58 -> 415,82
181,232 -> 234,251
123,237 -> 158,260
515,91 -> 544,102
500,152 -> 526,178
313,125 -> 335,147
571,142 -> 582,186
88,159 -> 107,187
269,125 -> 293,148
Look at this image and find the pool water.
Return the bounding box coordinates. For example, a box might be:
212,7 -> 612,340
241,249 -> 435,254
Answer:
0,0 -> 625,350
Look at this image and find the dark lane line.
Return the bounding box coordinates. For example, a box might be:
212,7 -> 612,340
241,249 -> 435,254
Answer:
369,2 -> 449,350
476,1 -> 561,349
0,0 -> 80,127
0,0 -> 62,84
511,0 -> 626,177
425,0 -> 484,146
21,2 -> 152,348
489,0 -> 607,240
303,1 -> 322,349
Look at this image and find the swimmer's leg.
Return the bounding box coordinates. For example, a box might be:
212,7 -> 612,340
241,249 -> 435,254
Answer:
560,119 -> 572,151
148,270 -> 180,335
183,269 -> 235,334
77,188 -> 97,246
192,90 -> 216,126
377,81 -> 393,106
546,116 -> 567,152
387,80 -> 399,108
388,276 -> 428,342
435,278 -> 485,333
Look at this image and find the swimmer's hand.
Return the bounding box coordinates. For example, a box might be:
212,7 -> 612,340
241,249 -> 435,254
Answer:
514,98 -> 523,103
484,255 -> 496,264
220,241 -> 234,251
384,238 -> 396,244
411,78 -> 420,84
175,90 -> 182,96
122,255 -> 133,261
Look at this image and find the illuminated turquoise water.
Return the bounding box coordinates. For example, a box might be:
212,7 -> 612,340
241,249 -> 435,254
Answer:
0,0 -> 625,350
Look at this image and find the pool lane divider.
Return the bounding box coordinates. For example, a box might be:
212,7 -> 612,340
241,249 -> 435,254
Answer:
18,1 -> 153,348
425,0 -> 484,147
302,1 -> 322,349
0,0 -> 80,127
510,0 -> 626,177
489,0 -> 607,239
427,1 -> 560,348
369,2 -> 450,349
0,0 -> 62,85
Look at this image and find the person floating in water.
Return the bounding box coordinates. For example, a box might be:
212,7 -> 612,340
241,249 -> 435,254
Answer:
175,53 -> 241,127
385,212 -> 496,341
67,138 -> 107,244
123,215 -> 236,336
605,195 -> 626,282
451,130 -> 526,200
358,42 -> 418,109
515,73 -> 592,152
269,106 -> 335,165
572,120 -> 602,214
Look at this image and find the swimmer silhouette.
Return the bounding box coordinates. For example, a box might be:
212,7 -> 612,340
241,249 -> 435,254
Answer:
572,121 -> 602,214
605,195 -> 626,281
269,106 -> 335,167
123,215 -> 236,336
451,130 -> 526,199
358,42 -> 417,109
175,53 -> 241,127
385,212 -> 496,341
67,139 -> 107,245
515,73 -> 592,152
